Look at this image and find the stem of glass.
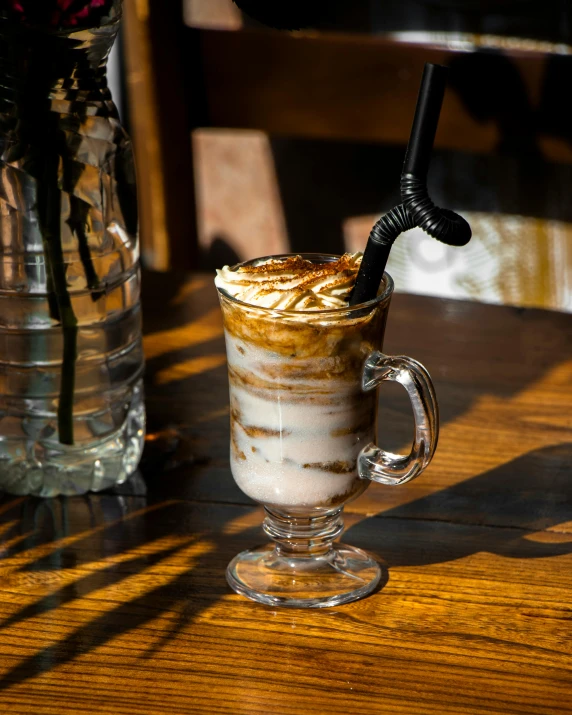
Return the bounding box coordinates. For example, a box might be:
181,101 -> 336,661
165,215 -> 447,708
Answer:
263,507 -> 345,557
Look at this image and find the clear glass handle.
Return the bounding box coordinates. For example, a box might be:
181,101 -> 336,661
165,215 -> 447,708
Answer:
359,352 -> 439,486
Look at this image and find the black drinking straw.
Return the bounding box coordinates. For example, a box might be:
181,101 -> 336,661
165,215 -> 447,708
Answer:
349,63 -> 472,306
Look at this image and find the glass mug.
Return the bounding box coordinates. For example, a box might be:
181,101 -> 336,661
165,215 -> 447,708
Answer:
217,254 -> 438,607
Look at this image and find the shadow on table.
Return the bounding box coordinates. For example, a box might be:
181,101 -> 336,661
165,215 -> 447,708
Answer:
347,443 -> 572,567
0,443 -> 571,692
0,489 -> 259,693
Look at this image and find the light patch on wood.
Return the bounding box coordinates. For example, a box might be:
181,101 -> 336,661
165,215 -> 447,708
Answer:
143,307 -> 223,360
170,278 -> 209,306
154,354 -> 227,385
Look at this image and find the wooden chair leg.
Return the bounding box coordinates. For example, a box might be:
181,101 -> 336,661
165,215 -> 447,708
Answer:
123,0 -> 197,272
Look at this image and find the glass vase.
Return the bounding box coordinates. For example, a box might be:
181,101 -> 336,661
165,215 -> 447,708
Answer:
0,3 -> 145,496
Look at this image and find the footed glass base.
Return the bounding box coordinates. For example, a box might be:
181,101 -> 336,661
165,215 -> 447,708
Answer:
226,542 -> 383,608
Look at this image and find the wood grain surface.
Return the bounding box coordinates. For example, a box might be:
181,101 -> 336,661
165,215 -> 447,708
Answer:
1,273 -> 571,713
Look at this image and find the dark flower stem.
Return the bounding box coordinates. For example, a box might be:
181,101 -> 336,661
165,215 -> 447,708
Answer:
37,121 -> 78,446
68,195 -> 102,300
42,235 -> 62,322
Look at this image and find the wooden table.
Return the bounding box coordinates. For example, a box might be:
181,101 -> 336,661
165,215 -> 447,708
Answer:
1,273 -> 572,714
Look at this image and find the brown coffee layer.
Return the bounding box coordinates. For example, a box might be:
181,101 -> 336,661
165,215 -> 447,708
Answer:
302,460 -> 356,474
230,427 -> 247,461
331,419 -> 373,437
327,480 -> 368,506
228,367 -> 359,406
257,355 -> 365,383
231,404 -> 288,438
219,292 -> 389,359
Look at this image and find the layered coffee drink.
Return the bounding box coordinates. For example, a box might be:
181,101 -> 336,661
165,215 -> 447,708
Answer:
216,254 -> 391,510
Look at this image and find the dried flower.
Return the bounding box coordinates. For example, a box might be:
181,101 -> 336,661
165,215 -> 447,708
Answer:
3,0 -> 116,28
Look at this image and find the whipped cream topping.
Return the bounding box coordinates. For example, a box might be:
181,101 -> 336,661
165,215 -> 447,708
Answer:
215,253 -> 363,310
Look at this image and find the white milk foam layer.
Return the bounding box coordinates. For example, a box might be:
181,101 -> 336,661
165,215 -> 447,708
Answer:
215,253 -> 362,310
226,335 -> 375,508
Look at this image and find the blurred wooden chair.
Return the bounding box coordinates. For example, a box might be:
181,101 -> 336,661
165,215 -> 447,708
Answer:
123,0 -> 572,310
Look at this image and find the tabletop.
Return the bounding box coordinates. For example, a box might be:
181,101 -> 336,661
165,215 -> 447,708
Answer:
1,272 -> 571,714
